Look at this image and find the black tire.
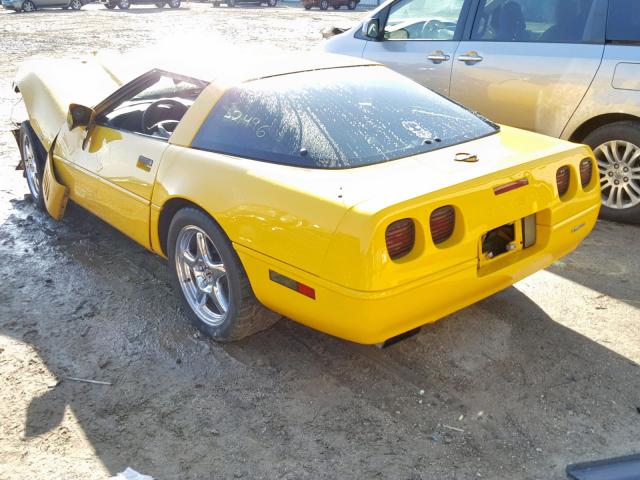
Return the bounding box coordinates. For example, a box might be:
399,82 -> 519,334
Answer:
69,0 -> 82,9
168,0 -> 180,8
347,0 -> 355,9
117,0 -> 130,8
168,207 -> 280,341
19,122 -> 46,211
583,121 -> 640,224
319,0 -> 328,9
303,3 -> 311,8
105,1 -> 116,7
22,0 -> 36,11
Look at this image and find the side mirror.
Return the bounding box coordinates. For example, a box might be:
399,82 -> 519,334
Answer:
67,103 -> 95,131
362,18 -> 381,40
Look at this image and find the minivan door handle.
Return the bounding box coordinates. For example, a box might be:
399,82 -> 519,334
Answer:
457,51 -> 483,64
427,50 -> 450,64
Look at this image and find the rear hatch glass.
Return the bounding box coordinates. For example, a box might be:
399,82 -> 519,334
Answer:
192,66 -> 498,169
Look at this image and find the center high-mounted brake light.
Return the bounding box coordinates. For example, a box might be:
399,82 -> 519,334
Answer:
493,178 -> 529,195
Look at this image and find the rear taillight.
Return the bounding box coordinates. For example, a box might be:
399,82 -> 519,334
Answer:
386,219 -> 415,260
579,158 -> 593,188
430,206 -> 455,245
556,166 -> 571,197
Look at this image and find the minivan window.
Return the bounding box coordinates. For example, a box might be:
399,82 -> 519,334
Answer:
384,0 -> 465,40
471,0 -> 604,44
607,0 -> 640,43
191,67 -> 497,169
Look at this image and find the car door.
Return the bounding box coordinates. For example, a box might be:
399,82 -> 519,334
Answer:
362,0 -> 472,96
449,0 -> 607,137
54,70 -> 206,248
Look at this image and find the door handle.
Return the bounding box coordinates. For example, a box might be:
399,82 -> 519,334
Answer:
137,155 -> 154,169
427,50 -> 450,64
457,51 -> 483,64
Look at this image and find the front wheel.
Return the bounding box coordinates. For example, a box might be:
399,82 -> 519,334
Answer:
584,121 -> 640,224
168,208 -> 280,341
319,0 -> 328,9
22,0 -> 36,11
20,123 -> 46,210
69,0 -> 82,9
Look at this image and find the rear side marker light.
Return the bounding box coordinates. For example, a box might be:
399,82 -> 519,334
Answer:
494,178 -> 529,195
430,206 -> 455,245
269,270 -> 316,299
579,158 -> 593,188
386,218 -> 415,260
556,166 -> 571,197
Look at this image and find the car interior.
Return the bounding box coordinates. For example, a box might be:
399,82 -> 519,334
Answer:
473,0 -> 600,43
98,73 -> 206,140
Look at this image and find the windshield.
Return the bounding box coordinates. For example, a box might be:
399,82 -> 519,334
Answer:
192,66 -> 498,169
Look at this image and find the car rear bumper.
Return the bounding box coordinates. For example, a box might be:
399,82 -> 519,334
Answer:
236,202 -> 599,344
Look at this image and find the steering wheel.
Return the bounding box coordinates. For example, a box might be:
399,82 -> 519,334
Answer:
141,99 -> 187,136
422,19 -> 445,36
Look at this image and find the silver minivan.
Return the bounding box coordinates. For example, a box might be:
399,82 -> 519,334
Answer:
325,0 -> 640,223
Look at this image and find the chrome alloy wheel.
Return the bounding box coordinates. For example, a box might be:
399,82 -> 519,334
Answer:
175,225 -> 229,326
22,134 -> 40,201
595,140 -> 640,210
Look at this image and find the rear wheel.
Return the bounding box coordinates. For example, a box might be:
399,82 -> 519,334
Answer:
319,0 -> 328,9
584,121 -> 640,224
20,123 -> 46,211
69,0 -> 82,9
22,0 -> 36,11
168,207 -> 279,341
117,0 -> 130,8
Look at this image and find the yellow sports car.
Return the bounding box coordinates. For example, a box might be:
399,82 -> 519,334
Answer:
11,52 -> 600,345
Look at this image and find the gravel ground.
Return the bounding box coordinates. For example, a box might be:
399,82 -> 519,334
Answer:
1,3 -> 639,479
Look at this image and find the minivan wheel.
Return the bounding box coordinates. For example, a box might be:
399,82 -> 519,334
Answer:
168,207 -> 280,341
20,123 -> 46,210
22,0 -> 36,11
117,0 -> 129,8
319,0 -> 328,9
168,0 -> 180,8
584,121 -> 640,224
69,0 -> 82,9
347,0 -> 355,8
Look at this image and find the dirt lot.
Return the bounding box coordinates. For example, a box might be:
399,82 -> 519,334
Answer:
0,3 -> 639,479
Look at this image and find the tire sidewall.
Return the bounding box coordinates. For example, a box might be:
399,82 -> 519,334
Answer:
167,208 -> 244,340
20,123 -> 46,210
70,0 -> 82,9
22,0 -> 35,11
169,0 -> 180,8
320,0 -> 328,8
584,121 -> 640,224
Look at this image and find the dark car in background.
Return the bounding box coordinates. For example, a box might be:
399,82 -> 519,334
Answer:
213,0 -> 277,6
302,0 -> 358,10
102,0 -> 180,8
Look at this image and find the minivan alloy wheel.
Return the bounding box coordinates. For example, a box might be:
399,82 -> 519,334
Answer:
70,0 -> 82,9
22,0 -> 36,11
175,225 -> 229,327
595,140 -> 640,209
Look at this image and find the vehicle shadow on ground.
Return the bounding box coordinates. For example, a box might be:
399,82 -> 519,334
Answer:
547,219 -> 640,307
1,199 -> 639,479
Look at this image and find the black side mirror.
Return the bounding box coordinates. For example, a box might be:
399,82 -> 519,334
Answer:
67,103 -> 95,131
362,18 -> 381,39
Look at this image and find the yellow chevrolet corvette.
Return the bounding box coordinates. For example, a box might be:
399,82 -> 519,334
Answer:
12,52 -> 600,345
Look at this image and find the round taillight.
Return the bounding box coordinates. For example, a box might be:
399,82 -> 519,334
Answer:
556,166 -> 571,197
430,206 -> 455,245
386,219 -> 415,260
579,158 -> 593,188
